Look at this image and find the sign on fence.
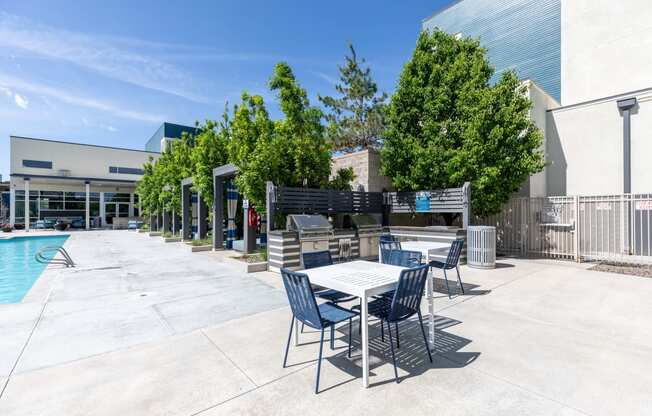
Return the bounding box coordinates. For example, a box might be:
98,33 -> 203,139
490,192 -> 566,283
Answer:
415,192 -> 431,213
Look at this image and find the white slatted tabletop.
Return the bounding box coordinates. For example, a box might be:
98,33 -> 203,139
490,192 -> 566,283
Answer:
400,241 -> 451,261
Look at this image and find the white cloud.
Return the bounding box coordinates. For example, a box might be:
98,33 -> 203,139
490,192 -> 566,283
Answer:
312,71 -> 339,86
0,72 -> 163,122
13,93 -> 28,109
0,12 -> 210,103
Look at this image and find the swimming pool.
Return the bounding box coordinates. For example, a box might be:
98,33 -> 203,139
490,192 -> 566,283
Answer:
0,235 -> 69,303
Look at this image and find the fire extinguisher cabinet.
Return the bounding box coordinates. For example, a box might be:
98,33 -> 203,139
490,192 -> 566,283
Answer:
467,226 -> 496,269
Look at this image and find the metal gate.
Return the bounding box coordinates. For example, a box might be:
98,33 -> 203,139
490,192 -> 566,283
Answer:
478,193 -> 652,264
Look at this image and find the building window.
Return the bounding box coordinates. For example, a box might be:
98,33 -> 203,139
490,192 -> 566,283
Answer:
109,166 -> 144,175
22,159 -> 53,169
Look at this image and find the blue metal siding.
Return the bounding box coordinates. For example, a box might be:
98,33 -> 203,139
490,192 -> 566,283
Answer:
144,122 -> 198,152
423,0 -> 560,101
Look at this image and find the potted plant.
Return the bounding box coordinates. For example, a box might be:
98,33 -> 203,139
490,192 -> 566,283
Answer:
1,224 -> 12,233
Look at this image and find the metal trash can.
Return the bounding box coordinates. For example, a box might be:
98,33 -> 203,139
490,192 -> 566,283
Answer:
467,226 -> 496,269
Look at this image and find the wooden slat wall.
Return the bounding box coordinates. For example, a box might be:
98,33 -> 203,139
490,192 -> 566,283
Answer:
273,187 -> 383,214
387,188 -> 465,214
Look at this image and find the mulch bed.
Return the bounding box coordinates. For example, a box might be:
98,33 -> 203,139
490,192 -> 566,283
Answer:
589,262 -> 652,278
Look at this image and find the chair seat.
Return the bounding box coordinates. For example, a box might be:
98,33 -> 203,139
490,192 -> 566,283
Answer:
429,260 -> 455,270
315,289 -> 357,303
319,303 -> 358,326
352,296 -> 393,320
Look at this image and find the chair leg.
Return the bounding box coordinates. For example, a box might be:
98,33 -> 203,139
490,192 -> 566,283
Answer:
283,316 -> 295,368
381,319 -> 385,342
330,326 -> 335,350
386,320 -> 399,383
417,310 -> 433,363
315,328 -> 325,394
348,318 -> 352,358
358,299 -> 362,335
443,268 -> 452,299
395,323 -> 400,349
456,265 -> 465,294
301,322 -> 304,333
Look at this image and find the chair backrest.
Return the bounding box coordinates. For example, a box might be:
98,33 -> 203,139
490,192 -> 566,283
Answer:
280,268 -> 323,329
445,239 -> 464,267
379,240 -> 401,263
379,234 -> 397,242
386,249 -> 423,268
302,250 -> 333,270
389,264 -> 430,322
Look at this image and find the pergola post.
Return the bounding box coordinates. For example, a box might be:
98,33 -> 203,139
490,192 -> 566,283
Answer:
197,191 -> 208,240
85,181 -> 91,230
181,182 -> 191,240
213,177 -> 224,250
462,181 -> 471,229
149,214 -> 156,231
243,200 -> 256,254
162,210 -> 170,233
265,181 -> 275,233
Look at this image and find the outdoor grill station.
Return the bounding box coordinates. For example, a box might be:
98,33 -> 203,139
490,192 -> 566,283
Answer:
266,181 -> 472,273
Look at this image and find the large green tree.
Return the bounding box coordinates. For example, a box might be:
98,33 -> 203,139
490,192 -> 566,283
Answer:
191,115 -> 230,209
229,63 -> 332,212
381,29 -> 545,219
319,43 -> 387,152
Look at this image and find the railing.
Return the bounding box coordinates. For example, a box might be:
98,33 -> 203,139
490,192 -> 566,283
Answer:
35,246 -> 75,268
478,193 -> 652,264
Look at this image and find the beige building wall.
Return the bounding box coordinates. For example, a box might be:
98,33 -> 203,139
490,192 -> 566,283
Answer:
562,0 -> 652,105
10,136 -> 159,181
520,80 -> 560,197
330,148 -> 393,192
546,87 -> 652,196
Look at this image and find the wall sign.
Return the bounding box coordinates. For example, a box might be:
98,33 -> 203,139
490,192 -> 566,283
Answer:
415,192 -> 431,213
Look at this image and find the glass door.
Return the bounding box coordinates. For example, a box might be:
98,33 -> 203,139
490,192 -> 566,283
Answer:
105,202 -> 116,225
118,203 -> 130,218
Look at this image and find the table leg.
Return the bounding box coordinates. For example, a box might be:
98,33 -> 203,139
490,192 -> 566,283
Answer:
427,267 -> 435,350
294,319 -> 300,347
361,294 -> 369,388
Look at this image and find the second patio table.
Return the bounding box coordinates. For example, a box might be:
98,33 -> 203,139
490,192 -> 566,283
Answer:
302,260 -> 426,388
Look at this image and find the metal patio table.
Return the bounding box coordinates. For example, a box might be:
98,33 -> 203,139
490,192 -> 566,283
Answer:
302,260 -> 432,388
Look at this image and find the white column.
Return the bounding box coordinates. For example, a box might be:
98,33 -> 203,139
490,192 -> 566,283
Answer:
129,193 -> 134,217
85,181 -> 90,230
99,192 -> 106,228
24,179 -> 30,232
9,187 -> 15,227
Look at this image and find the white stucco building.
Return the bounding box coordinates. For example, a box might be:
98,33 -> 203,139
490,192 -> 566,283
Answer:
425,0 -> 652,197
8,136 -> 160,230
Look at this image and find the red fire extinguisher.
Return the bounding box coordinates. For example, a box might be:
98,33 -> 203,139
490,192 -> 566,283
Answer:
248,207 -> 259,228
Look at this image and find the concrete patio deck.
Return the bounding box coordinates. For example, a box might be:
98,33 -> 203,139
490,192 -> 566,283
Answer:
1,231 -> 651,415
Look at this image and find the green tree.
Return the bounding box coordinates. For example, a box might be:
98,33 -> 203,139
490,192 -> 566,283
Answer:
319,43 -> 387,152
230,63 -> 333,212
381,29 -> 545,219
191,114 -> 230,209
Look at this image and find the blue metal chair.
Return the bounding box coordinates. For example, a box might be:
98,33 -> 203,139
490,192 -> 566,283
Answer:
373,249 -> 423,338
379,234 -> 397,242
379,240 -> 401,263
366,264 -> 432,383
280,268 -> 358,394
429,239 -> 465,298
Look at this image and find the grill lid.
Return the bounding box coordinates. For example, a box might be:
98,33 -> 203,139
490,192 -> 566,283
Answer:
287,214 -> 333,233
350,214 -> 381,229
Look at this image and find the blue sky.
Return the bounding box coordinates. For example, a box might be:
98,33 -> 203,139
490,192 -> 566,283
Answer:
0,0 -> 452,179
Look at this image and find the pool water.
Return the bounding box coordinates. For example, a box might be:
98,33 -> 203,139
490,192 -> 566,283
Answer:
0,235 -> 69,303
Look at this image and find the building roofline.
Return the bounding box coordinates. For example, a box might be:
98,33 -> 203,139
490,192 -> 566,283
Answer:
422,0 -> 464,24
10,135 -> 160,155
547,85 -> 652,113
10,173 -> 139,184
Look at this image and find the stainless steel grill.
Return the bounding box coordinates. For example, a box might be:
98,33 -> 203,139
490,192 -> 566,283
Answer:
287,215 -> 333,265
350,214 -> 382,259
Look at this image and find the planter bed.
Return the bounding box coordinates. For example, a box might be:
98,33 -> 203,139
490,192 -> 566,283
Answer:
164,237 -> 182,243
149,232 -> 162,237
224,254 -> 268,273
